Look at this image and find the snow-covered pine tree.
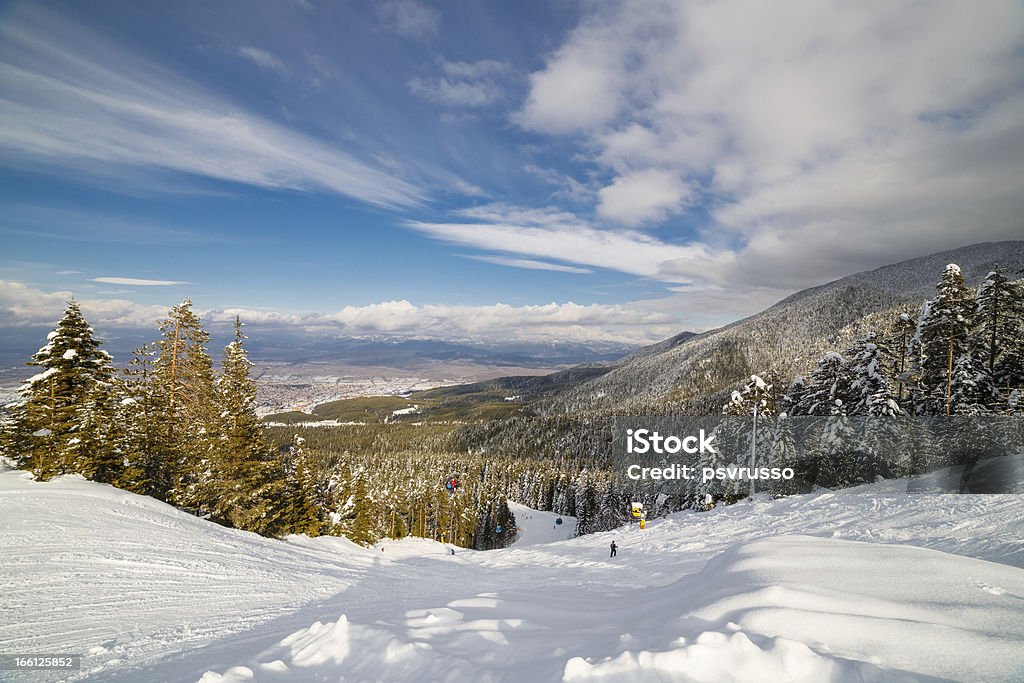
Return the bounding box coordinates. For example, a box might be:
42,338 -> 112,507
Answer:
844,333 -> 907,481
913,264 -> 978,415
890,312 -> 917,407
155,299 -> 219,512
947,351 -> 1000,415
14,301 -> 116,480
723,372 -> 779,417
769,413 -> 804,496
817,412 -> 857,488
573,470 -> 599,536
595,478 -> 627,531
781,375 -> 807,417
845,333 -> 903,417
975,268 -> 1024,408
796,352 -> 853,416
115,343 -> 171,498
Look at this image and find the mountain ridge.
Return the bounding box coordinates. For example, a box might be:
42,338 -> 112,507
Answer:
552,240 -> 1024,414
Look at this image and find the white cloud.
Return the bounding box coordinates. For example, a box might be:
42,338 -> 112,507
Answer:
92,277 -> 189,286
515,11 -> 627,133
462,255 -> 592,274
513,0 -> 1024,296
314,300 -> 675,344
406,203 -> 735,284
408,77 -> 502,108
378,0 -> 441,39
597,169 -> 692,226
409,59 -> 510,108
0,7 -> 425,208
0,280 -> 680,345
205,300 -> 679,344
237,46 -> 287,74
441,59 -> 507,80
0,280 -> 167,328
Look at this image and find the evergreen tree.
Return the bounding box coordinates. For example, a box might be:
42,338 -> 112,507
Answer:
114,344 -> 170,497
155,299 -> 218,511
273,434 -> 321,537
210,317 -> 285,530
891,312 -> 917,406
781,375 -> 807,417
797,352 -> 853,416
975,268 -> 1024,406
845,333 -> 903,416
723,372 -> 779,417
573,470 -> 599,536
913,264 -> 978,415
769,414 -> 804,496
14,301 -> 116,480
346,475 -> 378,545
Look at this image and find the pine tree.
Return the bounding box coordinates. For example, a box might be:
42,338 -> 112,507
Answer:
573,470 -> 598,536
975,268 -> 1024,407
769,414 -> 804,496
845,333 -> 902,416
781,375 -> 807,416
723,372 -> 779,417
797,353 -> 853,416
913,264 -> 978,415
347,475 -> 377,545
14,301 -> 116,480
114,344 -> 171,498
276,434 -> 322,537
891,312 -> 917,406
210,317 -> 292,532
155,299 -> 219,511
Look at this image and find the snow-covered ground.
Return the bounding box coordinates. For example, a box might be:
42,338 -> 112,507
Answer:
1,467 -> 1023,682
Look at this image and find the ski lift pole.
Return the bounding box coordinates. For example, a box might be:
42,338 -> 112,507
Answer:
750,401 -> 758,498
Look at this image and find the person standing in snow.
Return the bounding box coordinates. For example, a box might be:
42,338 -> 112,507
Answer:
610,541 -> 617,557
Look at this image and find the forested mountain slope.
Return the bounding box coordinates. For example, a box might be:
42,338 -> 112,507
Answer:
555,241 -> 1024,414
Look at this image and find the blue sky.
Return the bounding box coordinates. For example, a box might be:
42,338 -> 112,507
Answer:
1,0 -> 1022,344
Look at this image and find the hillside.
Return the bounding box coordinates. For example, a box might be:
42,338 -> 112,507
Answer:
555,240 -> 1024,414
2,466 -> 1022,681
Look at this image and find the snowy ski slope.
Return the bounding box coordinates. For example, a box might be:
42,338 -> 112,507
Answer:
1,466 -> 1023,682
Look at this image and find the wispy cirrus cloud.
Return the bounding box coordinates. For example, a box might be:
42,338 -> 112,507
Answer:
237,46 -> 287,74
462,254 -> 592,274
406,203 -> 735,284
0,6 -> 425,208
0,204 -> 227,246
92,277 -> 189,287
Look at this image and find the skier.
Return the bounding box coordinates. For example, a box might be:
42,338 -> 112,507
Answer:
610,541 -> 617,558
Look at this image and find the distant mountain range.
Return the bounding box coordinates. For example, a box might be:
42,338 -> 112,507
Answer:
0,325 -> 635,385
